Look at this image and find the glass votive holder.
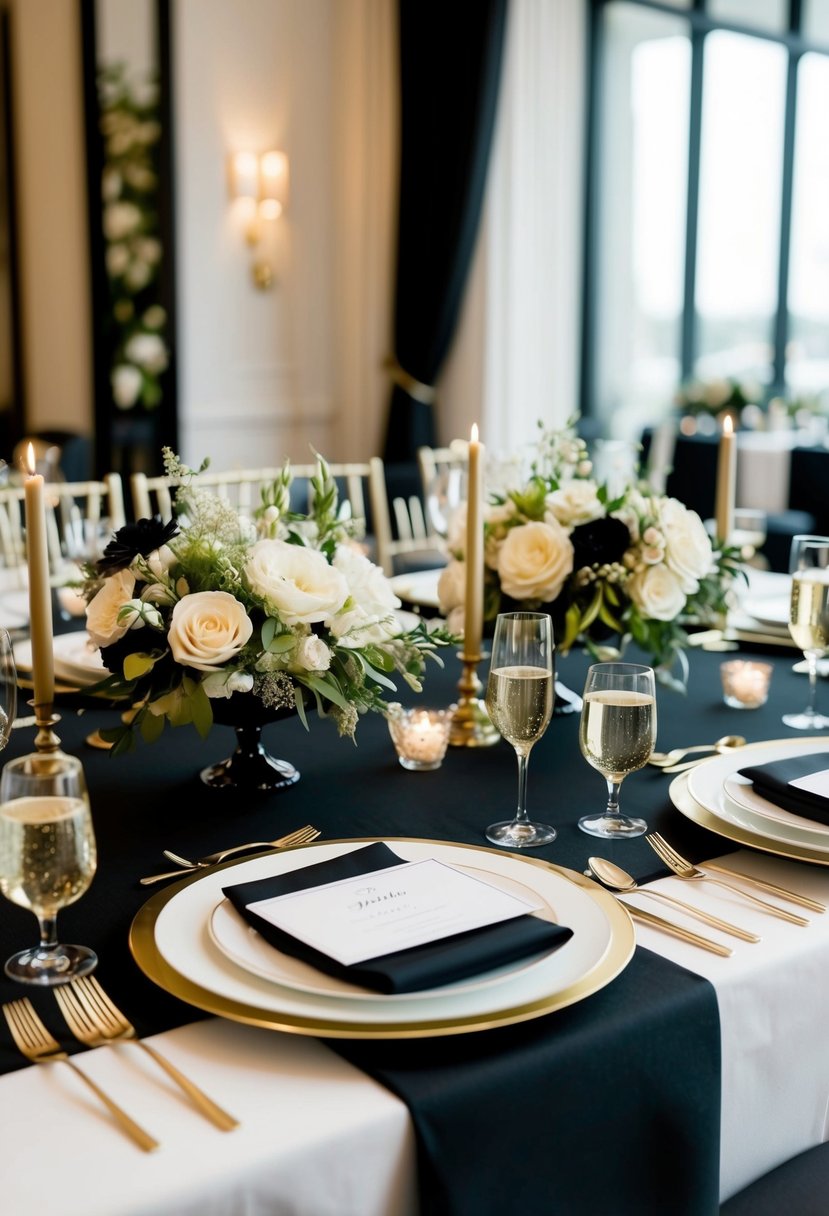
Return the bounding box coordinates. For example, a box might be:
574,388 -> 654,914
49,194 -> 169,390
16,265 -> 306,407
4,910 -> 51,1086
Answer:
720,660 -> 773,709
386,703 -> 453,771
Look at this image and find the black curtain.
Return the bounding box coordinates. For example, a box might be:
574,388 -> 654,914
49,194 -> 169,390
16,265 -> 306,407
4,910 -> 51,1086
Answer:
382,0 -> 508,464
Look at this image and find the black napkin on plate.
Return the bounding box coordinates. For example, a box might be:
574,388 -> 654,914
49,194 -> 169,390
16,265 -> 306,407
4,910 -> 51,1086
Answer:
222,841 -> 572,995
739,753 -> 829,823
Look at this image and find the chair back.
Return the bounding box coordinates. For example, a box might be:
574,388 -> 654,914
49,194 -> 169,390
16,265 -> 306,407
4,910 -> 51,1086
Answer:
369,457 -> 446,576
417,441 -> 468,542
0,474 -> 125,583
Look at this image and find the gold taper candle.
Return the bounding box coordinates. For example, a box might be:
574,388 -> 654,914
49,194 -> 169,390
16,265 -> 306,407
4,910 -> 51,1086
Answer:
464,424 -> 484,656
23,444 -> 54,710
715,415 -> 736,544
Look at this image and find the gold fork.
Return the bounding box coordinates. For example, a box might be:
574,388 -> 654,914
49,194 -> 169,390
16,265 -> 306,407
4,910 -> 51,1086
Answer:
54,977 -> 238,1132
141,825 -> 320,885
2,998 -> 159,1152
646,833 -> 810,926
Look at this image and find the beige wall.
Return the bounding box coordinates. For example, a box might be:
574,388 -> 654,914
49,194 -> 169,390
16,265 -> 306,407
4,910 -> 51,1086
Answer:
9,0 -> 92,438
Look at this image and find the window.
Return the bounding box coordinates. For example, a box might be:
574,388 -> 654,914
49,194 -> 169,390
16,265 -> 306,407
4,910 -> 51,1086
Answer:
584,0 -> 829,437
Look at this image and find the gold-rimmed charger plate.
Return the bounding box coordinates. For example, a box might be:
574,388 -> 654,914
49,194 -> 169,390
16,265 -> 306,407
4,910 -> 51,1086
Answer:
130,837 -> 635,1039
670,771 -> 829,866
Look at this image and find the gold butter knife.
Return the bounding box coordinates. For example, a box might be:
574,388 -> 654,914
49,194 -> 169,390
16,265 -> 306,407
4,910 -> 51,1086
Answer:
703,862 -> 825,913
624,903 -> 733,957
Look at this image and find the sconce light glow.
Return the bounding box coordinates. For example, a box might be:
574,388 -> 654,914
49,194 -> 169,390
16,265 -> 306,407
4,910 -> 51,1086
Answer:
228,148 -> 289,289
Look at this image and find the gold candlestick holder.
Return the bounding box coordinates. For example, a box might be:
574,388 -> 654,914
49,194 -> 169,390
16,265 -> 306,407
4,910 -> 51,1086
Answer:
449,651 -> 500,748
30,700 -> 62,754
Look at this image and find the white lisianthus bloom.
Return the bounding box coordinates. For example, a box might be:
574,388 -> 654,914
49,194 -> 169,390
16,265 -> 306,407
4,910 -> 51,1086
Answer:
628,564 -> 686,621
660,498 -> 715,594
437,560 -> 466,614
201,670 -> 255,699
245,539 -> 348,625
167,591 -> 253,671
294,634 -> 332,672
329,546 -> 400,646
497,520 -> 574,603
87,569 -> 136,647
546,480 -> 604,528
119,599 -> 163,630
111,364 -> 142,409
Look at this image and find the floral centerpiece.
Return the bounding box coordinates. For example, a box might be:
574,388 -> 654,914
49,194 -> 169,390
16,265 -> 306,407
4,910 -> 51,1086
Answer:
437,422 -> 741,685
83,452 -> 453,755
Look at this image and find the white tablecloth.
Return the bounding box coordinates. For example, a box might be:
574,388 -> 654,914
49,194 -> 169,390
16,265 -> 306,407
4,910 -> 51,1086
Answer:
3,849 -> 829,1213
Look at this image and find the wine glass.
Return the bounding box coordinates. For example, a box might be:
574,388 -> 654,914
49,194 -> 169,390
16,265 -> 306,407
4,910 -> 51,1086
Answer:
783,534 -> 829,730
578,662 -> 657,838
0,627 -> 17,749
484,611 -> 556,848
0,752 -> 98,984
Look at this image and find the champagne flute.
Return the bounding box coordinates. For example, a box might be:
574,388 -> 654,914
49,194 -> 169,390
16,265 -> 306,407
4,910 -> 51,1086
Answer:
485,611 -> 556,848
578,662 -> 656,838
0,752 -> 97,984
783,534 -> 829,730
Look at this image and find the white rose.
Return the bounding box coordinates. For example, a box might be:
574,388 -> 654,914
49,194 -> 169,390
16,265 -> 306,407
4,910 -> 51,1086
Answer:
437,560 -> 466,615
628,564 -> 686,621
660,498 -> 714,594
546,481 -> 604,527
294,635 -> 332,672
245,539 -> 348,625
86,569 -> 136,647
201,670 -> 255,699
167,591 -> 253,671
497,520 -> 574,603
111,364 -> 142,409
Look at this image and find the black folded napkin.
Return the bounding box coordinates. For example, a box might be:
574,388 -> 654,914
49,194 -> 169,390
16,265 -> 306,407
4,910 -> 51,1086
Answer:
222,841 -> 572,995
739,752 -> 829,824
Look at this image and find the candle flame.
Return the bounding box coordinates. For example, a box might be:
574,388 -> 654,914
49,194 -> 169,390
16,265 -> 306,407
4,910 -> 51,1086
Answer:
470,423 -> 479,443
25,443 -> 35,476
723,415 -> 733,435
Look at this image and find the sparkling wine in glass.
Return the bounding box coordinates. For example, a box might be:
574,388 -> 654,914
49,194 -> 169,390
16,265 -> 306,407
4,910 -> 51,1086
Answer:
578,662 -> 657,838
485,611 -> 556,848
0,753 -> 98,984
783,534 -> 829,730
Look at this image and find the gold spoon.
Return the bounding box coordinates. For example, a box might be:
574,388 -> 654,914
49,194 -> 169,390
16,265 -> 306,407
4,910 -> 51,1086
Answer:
648,734 -> 746,767
587,857 -> 760,942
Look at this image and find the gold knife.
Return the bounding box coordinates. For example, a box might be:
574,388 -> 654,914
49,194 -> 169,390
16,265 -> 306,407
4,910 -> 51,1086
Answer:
624,903 -> 733,957
703,862 -> 825,913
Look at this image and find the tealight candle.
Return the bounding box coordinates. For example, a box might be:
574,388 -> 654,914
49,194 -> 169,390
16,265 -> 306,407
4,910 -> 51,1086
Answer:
720,660 -> 773,710
387,705 -> 453,771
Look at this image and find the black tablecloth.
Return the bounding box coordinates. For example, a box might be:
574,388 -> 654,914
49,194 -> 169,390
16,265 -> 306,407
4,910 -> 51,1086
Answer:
0,642 -> 814,1213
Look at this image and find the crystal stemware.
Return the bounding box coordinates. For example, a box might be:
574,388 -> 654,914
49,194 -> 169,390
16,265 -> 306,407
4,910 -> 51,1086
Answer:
0,752 -> 97,984
578,662 -> 657,838
783,534 -> 829,730
484,611 -> 556,848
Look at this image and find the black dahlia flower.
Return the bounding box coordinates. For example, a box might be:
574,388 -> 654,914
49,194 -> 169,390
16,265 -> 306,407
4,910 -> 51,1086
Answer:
570,516 -> 631,571
96,517 -> 180,576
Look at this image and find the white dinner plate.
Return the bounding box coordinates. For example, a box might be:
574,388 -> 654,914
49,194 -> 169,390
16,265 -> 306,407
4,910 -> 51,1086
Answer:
685,738 -> 829,852
207,857 -> 563,1002
740,595 -> 790,630
389,570 -> 441,609
131,838 -> 634,1038
14,630 -> 105,687
0,588 -> 29,629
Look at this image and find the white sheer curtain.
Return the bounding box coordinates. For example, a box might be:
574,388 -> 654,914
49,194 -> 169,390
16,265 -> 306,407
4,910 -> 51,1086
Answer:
439,0 -> 586,456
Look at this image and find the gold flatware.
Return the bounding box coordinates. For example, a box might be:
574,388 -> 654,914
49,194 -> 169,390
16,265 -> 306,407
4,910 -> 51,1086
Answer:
648,735 -> 746,767
702,861 -> 826,914
54,976 -> 238,1132
166,824 -> 320,869
623,904 -> 732,956
588,857 -> 760,943
646,833 -> 810,926
2,998 -> 159,1152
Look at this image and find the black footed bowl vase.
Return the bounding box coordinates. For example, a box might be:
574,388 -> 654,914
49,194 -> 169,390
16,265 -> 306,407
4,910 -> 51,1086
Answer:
201,695 -> 302,793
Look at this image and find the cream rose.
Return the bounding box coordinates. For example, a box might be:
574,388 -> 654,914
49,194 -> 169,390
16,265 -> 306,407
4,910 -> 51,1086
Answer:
86,569 -> 136,647
496,520 -> 574,603
244,538 -> 348,625
167,591 -> 253,671
437,560 -> 466,614
628,564 -> 686,621
546,481 -> 604,528
660,498 -> 714,594
294,634 -> 332,672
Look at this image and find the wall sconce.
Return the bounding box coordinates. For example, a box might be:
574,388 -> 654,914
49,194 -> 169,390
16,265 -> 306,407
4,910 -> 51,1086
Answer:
228,149 -> 289,290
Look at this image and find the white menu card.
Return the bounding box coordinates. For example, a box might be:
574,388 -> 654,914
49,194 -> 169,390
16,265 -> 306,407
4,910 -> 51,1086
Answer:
245,859 -> 543,966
